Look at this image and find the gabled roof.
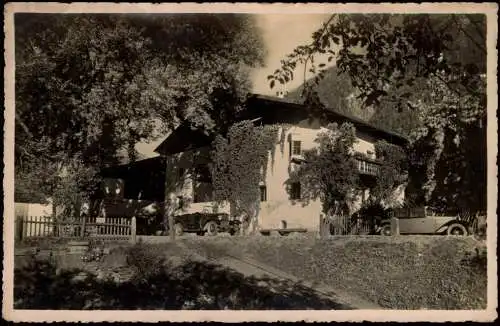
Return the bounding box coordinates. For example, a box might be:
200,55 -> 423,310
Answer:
153,123 -> 213,156
248,94 -> 409,146
100,156 -> 165,179
154,93 -> 409,155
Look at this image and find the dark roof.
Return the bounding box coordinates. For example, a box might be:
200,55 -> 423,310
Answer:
153,124 -> 213,156
100,156 -> 165,179
248,94 -> 409,146
154,93 -> 409,155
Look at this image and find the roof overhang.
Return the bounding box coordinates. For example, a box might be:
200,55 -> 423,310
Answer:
154,93 -> 409,156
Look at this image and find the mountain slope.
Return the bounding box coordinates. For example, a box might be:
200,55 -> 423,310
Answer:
285,66 -> 418,137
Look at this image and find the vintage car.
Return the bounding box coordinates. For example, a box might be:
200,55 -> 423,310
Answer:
378,207 -> 469,236
84,198 -> 240,236
173,212 -> 240,236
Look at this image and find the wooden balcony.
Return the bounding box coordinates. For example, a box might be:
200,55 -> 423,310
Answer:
356,158 -> 380,176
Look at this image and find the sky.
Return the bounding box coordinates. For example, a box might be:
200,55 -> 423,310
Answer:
251,14 -> 332,96
136,14 -> 332,159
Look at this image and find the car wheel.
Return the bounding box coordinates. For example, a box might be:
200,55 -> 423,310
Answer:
380,224 -> 392,236
447,223 -> 468,236
204,221 -> 218,236
174,223 -> 184,237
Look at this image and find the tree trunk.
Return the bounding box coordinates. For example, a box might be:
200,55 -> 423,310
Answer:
164,156 -> 176,240
167,193 -> 176,241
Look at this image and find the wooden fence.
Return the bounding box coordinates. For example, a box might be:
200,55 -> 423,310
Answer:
319,213 -> 372,237
15,215 -> 137,243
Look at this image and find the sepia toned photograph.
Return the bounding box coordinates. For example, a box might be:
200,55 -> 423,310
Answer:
3,2 -> 497,323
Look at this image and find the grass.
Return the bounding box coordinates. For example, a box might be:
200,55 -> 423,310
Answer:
13,239 -> 350,310
14,234 -> 487,310
179,234 -> 487,309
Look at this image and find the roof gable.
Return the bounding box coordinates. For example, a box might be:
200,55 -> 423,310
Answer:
154,93 -> 409,155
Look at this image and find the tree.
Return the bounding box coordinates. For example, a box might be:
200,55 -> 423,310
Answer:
406,75 -> 486,215
370,140 -> 408,206
288,123 -> 360,216
15,14 -> 265,237
15,14 -> 161,216
268,13 -> 487,215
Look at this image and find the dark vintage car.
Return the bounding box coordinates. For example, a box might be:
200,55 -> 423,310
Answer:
173,212 -> 240,236
377,207 -> 470,236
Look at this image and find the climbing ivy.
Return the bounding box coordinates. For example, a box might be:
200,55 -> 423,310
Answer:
210,120 -> 280,234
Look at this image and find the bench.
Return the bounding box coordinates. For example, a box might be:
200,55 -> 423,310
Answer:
259,228 -> 308,236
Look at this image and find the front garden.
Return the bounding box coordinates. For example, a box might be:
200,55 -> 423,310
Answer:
14,234 -> 487,310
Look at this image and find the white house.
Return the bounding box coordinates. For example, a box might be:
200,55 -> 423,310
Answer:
153,94 -> 408,232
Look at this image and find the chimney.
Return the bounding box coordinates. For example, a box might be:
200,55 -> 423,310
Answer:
276,84 -> 288,99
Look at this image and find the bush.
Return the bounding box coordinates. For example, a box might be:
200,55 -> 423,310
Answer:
355,202 -> 392,233
125,240 -> 167,281
461,246 -> 487,274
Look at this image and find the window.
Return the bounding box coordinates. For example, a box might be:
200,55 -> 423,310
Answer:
177,196 -> 185,210
193,182 -> 214,203
259,185 -> 267,202
292,140 -> 302,156
194,164 -> 211,182
290,182 -> 301,200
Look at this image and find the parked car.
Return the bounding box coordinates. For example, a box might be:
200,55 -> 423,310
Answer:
173,212 -> 240,236
378,206 -> 469,236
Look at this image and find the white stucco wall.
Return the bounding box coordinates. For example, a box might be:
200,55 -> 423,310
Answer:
15,202 -> 54,237
15,202 -> 53,217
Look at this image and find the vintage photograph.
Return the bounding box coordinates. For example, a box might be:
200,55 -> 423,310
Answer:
3,2 -> 497,323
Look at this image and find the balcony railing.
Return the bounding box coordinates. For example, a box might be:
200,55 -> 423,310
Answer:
356,158 -> 380,176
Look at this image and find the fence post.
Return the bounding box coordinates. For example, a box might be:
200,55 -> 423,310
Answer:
15,216 -> 23,242
391,217 -> 400,235
23,217 -> 29,239
131,217 -> 137,244
81,215 -> 86,237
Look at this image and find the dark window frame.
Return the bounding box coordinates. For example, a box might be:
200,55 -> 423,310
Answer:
292,140 -> 302,156
259,185 -> 267,202
290,182 -> 301,200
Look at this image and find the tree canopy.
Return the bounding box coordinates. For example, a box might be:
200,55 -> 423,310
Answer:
15,13 -> 265,212
268,13 -> 487,214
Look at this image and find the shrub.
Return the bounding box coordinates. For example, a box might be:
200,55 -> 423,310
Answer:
125,240 -> 167,281
461,246 -> 487,274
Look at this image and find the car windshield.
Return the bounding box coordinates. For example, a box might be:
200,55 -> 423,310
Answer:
393,206 -> 427,218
